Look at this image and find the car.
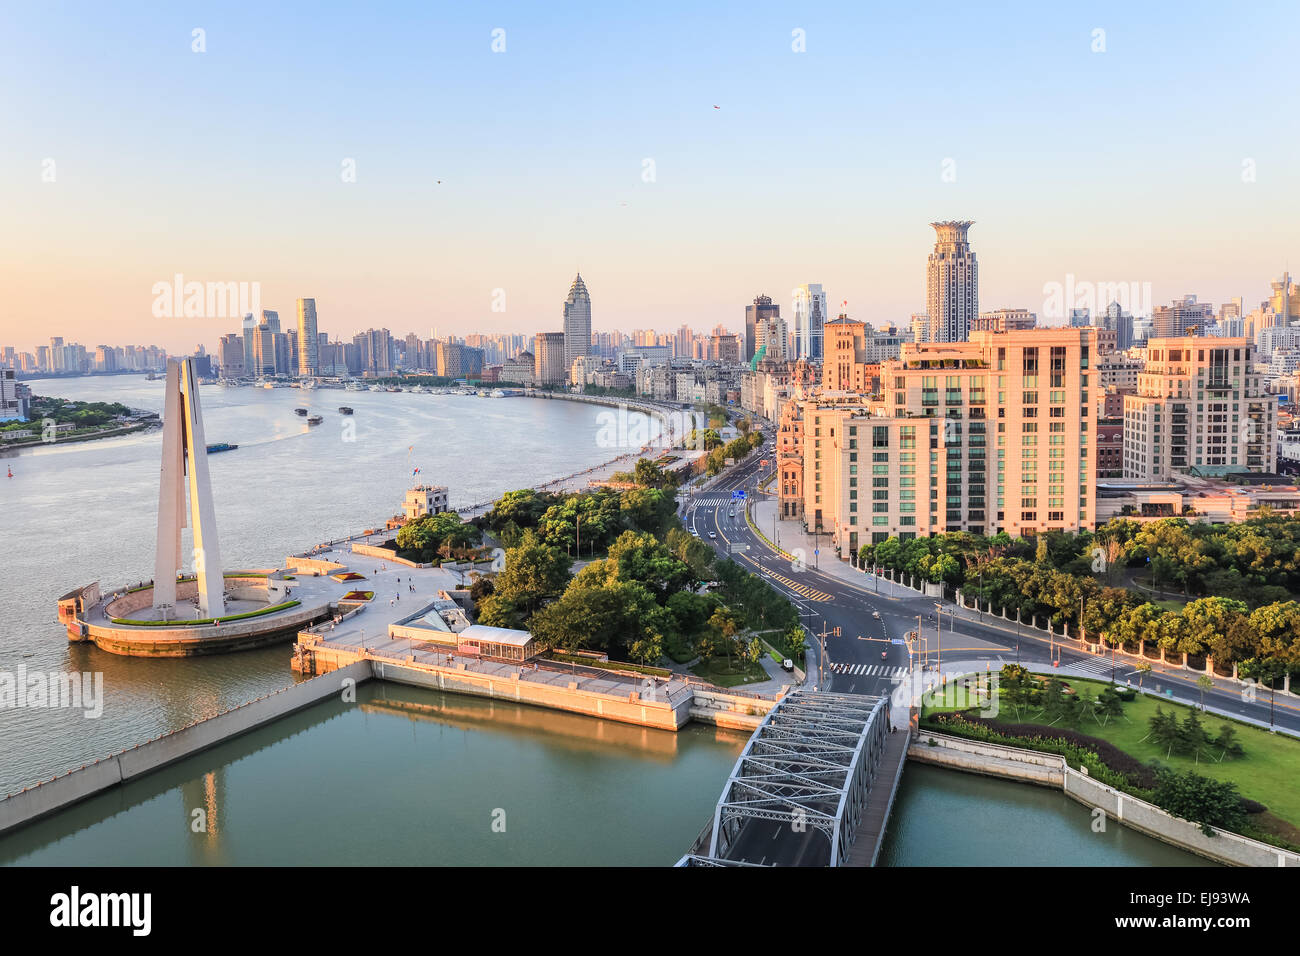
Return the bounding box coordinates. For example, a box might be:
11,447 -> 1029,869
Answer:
709,531 -> 717,539
690,528 -> 699,537
780,659 -> 795,672
727,509 -> 735,518
872,611 -> 880,619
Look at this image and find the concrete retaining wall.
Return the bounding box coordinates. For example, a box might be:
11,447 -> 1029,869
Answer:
286,556 -> 346,575
691,688 -> 776,730
0,661 -> 373,836
370,659 -> 689,731
1062,768 -> 1298,868
351,543 -> 427,568
910,731 -> 1300,867
87,599 -> 330,657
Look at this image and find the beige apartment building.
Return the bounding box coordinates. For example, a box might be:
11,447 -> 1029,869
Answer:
803,328 -> 1098,556
1122,337 -> 1276,479
533,332 -> 567,385
822,317 -> 878,393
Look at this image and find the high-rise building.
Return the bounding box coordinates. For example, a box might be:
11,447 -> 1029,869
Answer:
804,328 -> 1098,553
1268,272 -> 1299,324
296,299 -> 319,377
218,333 -> 244,375
0,368 -> 26,422
1123,337 -> 1276,479
353,328 -> 393,375
1097,301 -> 1136,351
563,274 -> 592,371
925,221 -> 978,342
755,312 -> 789,363
711,333 -> 741,364
241,314 -> 256,373
535,332 -> 567,385
1151,296 -> 1214,338
793,283 -> 827,361
744,295 -> 780,362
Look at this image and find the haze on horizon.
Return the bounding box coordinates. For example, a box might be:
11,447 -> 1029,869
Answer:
1,0 -> 1296,353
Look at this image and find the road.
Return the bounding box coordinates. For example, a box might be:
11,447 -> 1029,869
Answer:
683,429 -> 1300,737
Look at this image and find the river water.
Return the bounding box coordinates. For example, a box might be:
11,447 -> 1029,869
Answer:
0,375 -> 1205,865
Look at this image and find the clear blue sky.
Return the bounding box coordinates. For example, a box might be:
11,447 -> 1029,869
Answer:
1,0 -> 1296,352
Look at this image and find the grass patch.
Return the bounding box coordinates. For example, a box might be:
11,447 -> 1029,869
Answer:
690,655 -> 769,688
925,673 -> 1300,828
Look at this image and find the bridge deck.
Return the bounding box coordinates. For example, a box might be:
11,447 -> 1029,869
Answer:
843,726 -> 910,866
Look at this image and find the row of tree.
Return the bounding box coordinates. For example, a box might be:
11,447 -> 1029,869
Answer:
860,515 -> 1300,602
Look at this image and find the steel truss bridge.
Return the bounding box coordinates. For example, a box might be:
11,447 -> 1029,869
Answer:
679,690 -> 891,866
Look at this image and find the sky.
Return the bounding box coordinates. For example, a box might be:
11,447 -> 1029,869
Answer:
1,0 -> 1297,354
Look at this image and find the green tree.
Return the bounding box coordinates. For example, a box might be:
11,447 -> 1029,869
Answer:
488,531 -> 572,619
1152,768 -> 1246,836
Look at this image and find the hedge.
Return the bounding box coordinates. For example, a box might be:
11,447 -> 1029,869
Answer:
111,600 -> 302,627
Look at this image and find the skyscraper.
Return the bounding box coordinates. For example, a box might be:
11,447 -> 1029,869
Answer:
1151,296 -> 1214,338
793,284 -> 827,361
296,299 -> 319,377
925,221 -> 978,342
535,332 -> 567,385
744,294 -> 780,362
241,314 -> 256,373
563,274 -> 592,370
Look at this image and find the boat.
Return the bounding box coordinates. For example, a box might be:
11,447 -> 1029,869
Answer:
369,385 -> 384,392
206,442 -> 238,454
338,406 -> 354,415
294,407 -> 308,416
306,415 -> 323,425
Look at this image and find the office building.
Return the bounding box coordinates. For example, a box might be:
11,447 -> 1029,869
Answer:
563,274 -> 592,371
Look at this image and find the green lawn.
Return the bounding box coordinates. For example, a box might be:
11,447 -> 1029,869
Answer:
691,656 -> 769,688
925,674 -> 1300,830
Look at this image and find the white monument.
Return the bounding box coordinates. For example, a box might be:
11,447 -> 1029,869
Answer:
153,357 -> 225,617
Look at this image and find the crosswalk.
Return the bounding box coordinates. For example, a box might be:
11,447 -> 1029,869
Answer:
830,663 -> 909,680
1066,656 -> 1129,678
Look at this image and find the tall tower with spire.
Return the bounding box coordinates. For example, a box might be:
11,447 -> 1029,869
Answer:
563,273 -> 592,371
926,221 -> 978,342
153,357 -> 225,618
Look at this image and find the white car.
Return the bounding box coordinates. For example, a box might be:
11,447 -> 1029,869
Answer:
872,611 -> 880,620
709,531 -> 717,539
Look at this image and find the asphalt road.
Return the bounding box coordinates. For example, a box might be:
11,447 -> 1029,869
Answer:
684,436 -> 1300,736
